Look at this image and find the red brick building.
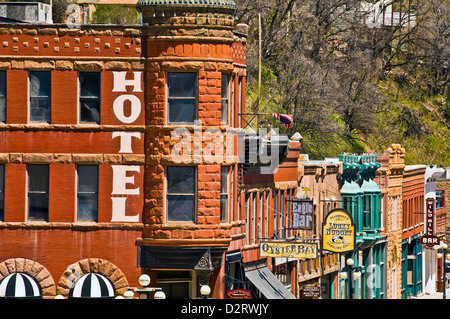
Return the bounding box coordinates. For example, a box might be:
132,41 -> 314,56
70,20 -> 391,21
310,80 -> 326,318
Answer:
0,0 -> 249,299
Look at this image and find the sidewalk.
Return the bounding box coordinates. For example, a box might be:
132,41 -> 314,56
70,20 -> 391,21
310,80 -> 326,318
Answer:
411,288 -> 450,299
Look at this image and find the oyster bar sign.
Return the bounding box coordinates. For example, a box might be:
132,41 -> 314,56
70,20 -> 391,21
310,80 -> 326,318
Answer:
110,71 -> 143,223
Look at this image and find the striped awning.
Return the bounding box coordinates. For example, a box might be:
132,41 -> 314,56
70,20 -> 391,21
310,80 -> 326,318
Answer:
0,273 -> 42,299
69,273 -> 115,299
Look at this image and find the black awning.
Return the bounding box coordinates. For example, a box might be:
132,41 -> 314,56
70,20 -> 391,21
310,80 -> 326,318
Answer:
0,273 -> 42,299
68,273 -> 115,299
138,246 -> 227,270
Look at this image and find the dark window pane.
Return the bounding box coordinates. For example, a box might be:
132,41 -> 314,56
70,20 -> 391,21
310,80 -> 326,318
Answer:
79,72 -> 100,123
79,72 -> 100,97
0,165 -> 4,190
28,165 -> 49,192
167,167 -> 195,194
159,282 -> 190,299
168,73 -> 196,98
167,72 -> 196,123
167,195 -> 195,222
28,193 -> 49,221
0,165 -> 4,221
168,99 -> 196,123
221,74 -> 229,99
0,71 -> 5,123
77,194 -> 98,221
77,166 -> 98,221
30,97 -> 51,122
78,166 -> 98,192
80,99 -> 100,123
30,72 -> 51,123
220,195 -> 227,221
30,72 -> 51,97
0,97 -> 5,123
28,165 -> 49,221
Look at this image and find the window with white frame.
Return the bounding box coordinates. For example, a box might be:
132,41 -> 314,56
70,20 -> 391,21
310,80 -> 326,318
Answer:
28,165 -> 49,221
166,166 -> 196,222
0,71 -> 5,123
221,74 -> 229,125
30,71 -> 51,123
436,190 -> 445,209
77,165 -> 98,221
220,166 -> 229,223
0,164 -> 4,221
167,72 -> 197,124
392,196 -> 398,230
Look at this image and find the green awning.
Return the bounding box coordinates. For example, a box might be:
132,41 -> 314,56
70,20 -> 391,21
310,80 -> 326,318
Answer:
341,181 -> 362,195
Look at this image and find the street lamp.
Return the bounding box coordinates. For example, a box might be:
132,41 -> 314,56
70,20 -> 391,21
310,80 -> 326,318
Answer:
123,290 -> 135,299
200,285 -> 211,299
437,243 -> 450,299
154,291 -> 166,299
134,274 -> 163,299
340,258 -> 364,299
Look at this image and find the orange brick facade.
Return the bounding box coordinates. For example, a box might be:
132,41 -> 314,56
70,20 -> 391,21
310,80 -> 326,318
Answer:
0,1 -> 248,299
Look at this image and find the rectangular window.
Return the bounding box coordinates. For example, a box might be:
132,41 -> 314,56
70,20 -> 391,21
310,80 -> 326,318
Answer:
166,166 -> 196,222
0,165 -> 4,221
221,74 -> 229,125
220,166 -> 229,223
436,190 -> 445,209
0,71 -> 6,123
30,71 -> 51,123
77,166 -> 98,221
28,165 -> 49,221
167,73 -> 197,123
238,77 -> 242,128
363,195 -> 371,228
79,72 -> 101,124
245,193 -> 250,244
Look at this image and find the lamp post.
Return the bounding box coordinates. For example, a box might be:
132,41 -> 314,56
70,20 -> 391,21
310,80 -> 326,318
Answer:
437,243 -> 450,299
133,274 -> 163,299
339,258 -> 364,299
198,285 -> 211,299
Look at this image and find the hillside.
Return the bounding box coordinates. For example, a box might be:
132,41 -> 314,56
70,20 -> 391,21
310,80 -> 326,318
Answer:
236,0 -> 450,166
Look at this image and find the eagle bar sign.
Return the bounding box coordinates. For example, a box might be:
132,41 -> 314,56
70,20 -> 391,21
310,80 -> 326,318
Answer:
322,209 -> 355,253
259,241 -> 318,259
291,200 -> 314,230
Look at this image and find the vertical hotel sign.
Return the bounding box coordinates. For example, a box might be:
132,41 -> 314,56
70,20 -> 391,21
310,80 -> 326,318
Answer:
322,209 -> 355,253
420,198 -> 439,247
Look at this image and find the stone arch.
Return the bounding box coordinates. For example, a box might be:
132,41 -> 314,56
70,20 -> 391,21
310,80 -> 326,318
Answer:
0,258 -> 56,299
56,258 -> 129,297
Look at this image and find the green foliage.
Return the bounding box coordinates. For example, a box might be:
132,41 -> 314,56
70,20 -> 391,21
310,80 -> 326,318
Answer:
92,5 -> 139,25
239,0 -> 449,166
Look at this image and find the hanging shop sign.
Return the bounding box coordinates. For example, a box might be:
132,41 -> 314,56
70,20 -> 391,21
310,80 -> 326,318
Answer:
259,241 -> 318,259
300,286 -> 321,299
226,289 -> 252,299
291,200 -> 314,230
322,209 -> 355,253
420,198 -> 439,248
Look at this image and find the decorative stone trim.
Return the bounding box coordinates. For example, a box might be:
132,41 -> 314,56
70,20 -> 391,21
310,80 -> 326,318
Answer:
0,153 -> 145,165
56,258 -> 129,297
0,258 -> 56,299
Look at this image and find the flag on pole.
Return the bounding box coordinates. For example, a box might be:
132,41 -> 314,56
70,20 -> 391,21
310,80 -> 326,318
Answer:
271,113 -> 293,129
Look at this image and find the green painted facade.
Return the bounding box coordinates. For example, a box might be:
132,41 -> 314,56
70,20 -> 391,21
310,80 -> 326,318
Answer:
338,154 -> 386,299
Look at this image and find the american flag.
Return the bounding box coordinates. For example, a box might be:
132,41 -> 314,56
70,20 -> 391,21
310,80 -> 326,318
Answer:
271,113 -> 293,129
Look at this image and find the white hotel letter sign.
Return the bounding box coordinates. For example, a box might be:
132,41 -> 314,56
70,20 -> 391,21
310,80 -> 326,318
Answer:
110,71 -> 143,222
